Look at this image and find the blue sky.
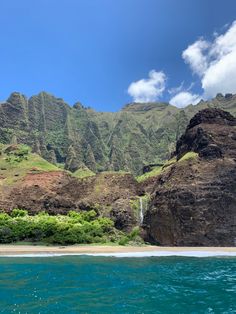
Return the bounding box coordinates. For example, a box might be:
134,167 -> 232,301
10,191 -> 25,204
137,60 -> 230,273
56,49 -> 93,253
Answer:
0,0 -> 236,111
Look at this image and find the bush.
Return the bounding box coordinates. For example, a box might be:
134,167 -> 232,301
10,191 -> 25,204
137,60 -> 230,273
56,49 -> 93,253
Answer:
11,209 -> 28,217
118,236 -> 129,246
118,227 -> 142,246
0,210 -> 122,245
128,226 -> 140,240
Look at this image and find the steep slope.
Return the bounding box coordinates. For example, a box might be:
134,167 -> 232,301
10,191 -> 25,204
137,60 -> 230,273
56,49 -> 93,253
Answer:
143,108 -> 236,246
0,91 -> 236,175
0,144 -> 142,232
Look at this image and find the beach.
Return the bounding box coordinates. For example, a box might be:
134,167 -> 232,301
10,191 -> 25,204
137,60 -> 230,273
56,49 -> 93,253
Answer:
0,245 -> 236,257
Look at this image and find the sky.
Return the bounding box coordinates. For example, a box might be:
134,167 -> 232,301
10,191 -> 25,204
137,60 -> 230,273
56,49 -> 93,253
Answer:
0,0 -> 236,111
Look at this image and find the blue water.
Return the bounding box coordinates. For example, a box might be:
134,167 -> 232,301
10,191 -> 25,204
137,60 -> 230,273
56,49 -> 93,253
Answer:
0,256 -> 235,313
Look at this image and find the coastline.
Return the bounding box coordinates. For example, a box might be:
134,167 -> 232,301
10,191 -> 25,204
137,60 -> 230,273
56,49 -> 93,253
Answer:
0,245 -> 236,257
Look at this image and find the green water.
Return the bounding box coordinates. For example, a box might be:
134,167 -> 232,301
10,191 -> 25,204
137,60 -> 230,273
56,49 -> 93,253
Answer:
0,256 -> 235,313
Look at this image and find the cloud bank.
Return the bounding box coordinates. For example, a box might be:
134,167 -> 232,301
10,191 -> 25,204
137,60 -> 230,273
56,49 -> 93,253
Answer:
170,20 -> 236,107
183,20 -> 236,98
127,70 -> 166,102
128,20 -> 236,108
182,39 -> 209,76
169,91 -> 201,108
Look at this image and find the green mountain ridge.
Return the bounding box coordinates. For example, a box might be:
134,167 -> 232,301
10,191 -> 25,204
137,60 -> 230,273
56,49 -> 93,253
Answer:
0,91 -> 235,175
0,107 -> 235,246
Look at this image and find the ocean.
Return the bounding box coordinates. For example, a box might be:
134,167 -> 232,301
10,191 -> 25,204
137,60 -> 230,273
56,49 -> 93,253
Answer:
0,255 -> 235,313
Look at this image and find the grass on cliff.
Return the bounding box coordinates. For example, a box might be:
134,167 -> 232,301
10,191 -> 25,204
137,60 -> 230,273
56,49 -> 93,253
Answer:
178,151 -> 198,162
137,152 -> 198,183
136,157 -> 176,182
0,209 -> 143,245
136,166 -> 163,182
72,166 -> 95,179
0,144 -> 59,185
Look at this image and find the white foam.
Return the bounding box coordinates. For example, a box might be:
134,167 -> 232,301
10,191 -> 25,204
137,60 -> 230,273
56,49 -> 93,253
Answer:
1,250 -> 236,258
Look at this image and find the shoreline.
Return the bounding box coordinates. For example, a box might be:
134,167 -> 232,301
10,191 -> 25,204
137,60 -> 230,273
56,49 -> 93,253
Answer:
0,245 -> 236,257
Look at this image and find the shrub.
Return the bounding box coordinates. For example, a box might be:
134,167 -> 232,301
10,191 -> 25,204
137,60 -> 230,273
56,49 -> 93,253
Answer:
128,226 -> 140,240
11,209 -> 28,217
0,210 -> 122,245
118,236 -> 129,246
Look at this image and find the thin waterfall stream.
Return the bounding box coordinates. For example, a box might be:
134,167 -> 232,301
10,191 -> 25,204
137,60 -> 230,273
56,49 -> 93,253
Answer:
139,197 -> 144,224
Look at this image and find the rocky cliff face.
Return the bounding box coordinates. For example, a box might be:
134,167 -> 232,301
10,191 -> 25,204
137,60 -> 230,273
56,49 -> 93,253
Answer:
1,91 -> 236,175
0,142 -> 144,232
1,106 -> 236,243
143,108 -> 236,246
0,167 -> 142,232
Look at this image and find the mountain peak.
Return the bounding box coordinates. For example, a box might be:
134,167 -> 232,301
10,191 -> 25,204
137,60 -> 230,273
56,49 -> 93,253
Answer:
187,108 -> 236,129
7,92 -> 27,105
176,108 -> 236,160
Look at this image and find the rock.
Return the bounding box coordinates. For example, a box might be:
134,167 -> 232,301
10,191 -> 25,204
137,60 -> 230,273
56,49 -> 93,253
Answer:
1,170 -> 142,231
187,108 -> 236,129
176,108 -> 236,160
4,145 -> 18,154
199,144 -> 222,159
110,199 -> 137,232
225,93 -> 233,99
143,108 -> 236,246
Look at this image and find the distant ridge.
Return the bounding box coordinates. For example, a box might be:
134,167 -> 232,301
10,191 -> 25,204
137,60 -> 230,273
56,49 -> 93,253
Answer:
0,91 -> 235,174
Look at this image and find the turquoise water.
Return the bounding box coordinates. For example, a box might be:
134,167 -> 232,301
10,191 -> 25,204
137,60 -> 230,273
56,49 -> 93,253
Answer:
0,256 -> 235,313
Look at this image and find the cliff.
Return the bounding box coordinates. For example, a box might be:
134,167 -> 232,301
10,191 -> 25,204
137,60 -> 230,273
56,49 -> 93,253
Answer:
0,91 -> 235,175
143,108 -> 236,246
0,107 -> 236,245
0,144 -> 142,232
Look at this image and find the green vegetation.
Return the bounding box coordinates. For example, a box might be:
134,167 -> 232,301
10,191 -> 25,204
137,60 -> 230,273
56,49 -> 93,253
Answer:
136,158 -> 177,182
0,209 -> 143,245
0,91 -> 235,175
136,153 -> 198,183
136,166 -> 163,182
161,157 -> 177,169
0,209 -> 114,244
72,166 -> 96,179
118,227 -> 143,245
98,170 -> 129,175
0,144 -> 59,185
178,151 -> 198,162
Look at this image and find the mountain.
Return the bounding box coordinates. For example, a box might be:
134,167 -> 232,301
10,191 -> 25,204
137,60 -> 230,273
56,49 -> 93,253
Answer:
0,91 -> 236,175
143,108 -> 236,246
0,106 -> 235,246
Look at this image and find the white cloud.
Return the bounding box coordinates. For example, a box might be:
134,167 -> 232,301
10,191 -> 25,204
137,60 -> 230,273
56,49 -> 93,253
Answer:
182,20 -> 236,98
168,81 -> 184,95
127,21 -> 236,107
182,39 -> 209,76
127,70 -> 166,102
202,50 -> 236,97
169,91 -> 201,108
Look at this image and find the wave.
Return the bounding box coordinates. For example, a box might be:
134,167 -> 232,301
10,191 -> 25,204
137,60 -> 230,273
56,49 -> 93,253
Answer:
1,250 -> 236,258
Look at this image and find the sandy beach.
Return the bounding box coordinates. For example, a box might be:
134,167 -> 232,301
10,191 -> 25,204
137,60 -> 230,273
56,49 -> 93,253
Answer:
0,245 -> 236,257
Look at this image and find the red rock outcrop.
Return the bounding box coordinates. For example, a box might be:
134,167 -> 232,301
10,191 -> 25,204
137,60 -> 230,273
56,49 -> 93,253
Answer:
1,171 -> 142,232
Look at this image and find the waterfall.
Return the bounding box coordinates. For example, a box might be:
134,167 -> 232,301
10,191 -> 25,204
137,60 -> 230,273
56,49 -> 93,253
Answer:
139,197 -> 144,224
